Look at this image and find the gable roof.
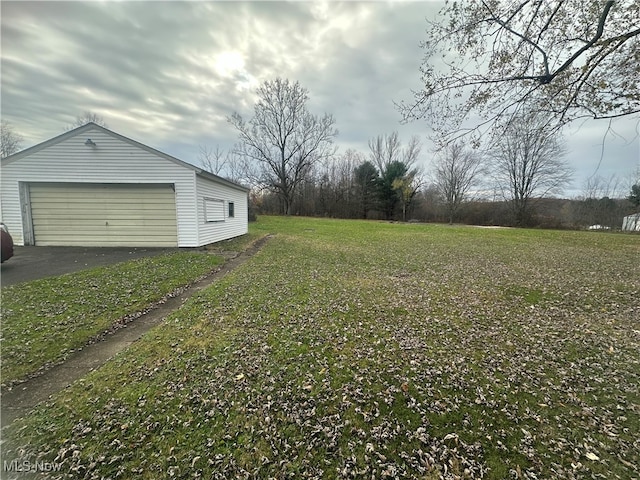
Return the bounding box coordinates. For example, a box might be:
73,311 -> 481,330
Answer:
2,123 -> 248,192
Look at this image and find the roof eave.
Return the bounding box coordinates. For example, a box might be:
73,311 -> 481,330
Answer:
1,123 -> 249,193
2,123 -> 97,165
195,169 -> 250,192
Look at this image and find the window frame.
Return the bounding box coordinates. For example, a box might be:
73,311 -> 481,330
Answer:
204,197 -> 225,223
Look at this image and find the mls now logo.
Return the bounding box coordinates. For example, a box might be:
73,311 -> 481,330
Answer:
3,459 -> 63,473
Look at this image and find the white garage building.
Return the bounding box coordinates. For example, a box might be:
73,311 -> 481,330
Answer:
0,123 -> 248,247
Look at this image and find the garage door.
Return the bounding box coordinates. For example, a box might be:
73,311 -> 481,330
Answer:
29,183 -> 178,247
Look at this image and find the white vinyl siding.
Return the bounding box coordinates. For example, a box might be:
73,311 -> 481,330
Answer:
1,124 -> 248,247
196,175 -> 248,245
29,183 -> 177,247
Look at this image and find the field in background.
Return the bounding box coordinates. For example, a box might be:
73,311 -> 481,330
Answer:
4,217 -> 639,479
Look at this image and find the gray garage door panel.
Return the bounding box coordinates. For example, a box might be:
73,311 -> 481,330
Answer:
30,183 -> 178,247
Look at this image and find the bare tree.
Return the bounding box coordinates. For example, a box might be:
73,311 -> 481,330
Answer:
228,78 -> 337,215
1,120 -> 23,158
400,1 -> 640,144
314,149 -> 365,217
198,145 -> 229,176
65,111 -> 108,131
491,113 -> 573,226
432,142 -> 485,224
368,132 -> 421,173
224,149 -> 257,187
197,144 -> 252,186
582,174 -> 624,200
369,132 -> 402,173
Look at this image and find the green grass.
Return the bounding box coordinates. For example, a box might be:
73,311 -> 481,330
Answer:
3,217 -> 639,479
0,235 -> 259,386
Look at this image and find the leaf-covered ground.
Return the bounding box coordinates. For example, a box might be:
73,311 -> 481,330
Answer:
1,251 -> 224,386
3,217 -> 639,479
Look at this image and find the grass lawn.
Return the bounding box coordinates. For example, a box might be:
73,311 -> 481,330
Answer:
1,234 -> 259,386
3,217 -> 639,479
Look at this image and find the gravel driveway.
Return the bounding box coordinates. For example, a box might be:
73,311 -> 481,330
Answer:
0,246 -> 176,287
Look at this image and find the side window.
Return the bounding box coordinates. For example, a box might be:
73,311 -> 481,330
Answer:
204,198 -> 225,222
228,202 -> 235,218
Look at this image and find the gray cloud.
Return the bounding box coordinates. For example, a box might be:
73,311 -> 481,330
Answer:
2,1 -> 637,194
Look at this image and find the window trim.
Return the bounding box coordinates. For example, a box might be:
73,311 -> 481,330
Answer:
204,197 -> 225,223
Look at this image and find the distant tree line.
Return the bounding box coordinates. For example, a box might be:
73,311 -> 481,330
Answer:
248,165 -> 637,230
214,78 -> 638,230
251,137 -> 423,222
217,129 -> 636,230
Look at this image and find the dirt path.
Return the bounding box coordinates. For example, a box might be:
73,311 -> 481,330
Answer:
0,235 -> 271,427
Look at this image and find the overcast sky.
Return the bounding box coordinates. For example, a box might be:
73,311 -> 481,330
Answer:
2,1 -> 638,197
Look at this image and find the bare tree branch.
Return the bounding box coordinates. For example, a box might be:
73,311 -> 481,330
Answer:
228,79 -> 337,215
1,120 -> 23,158
491,112 -> 573,225
198,145 -> 229,176
432,142 -> 485,223
65,111 -> 108,131
399,1 -> 640,146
